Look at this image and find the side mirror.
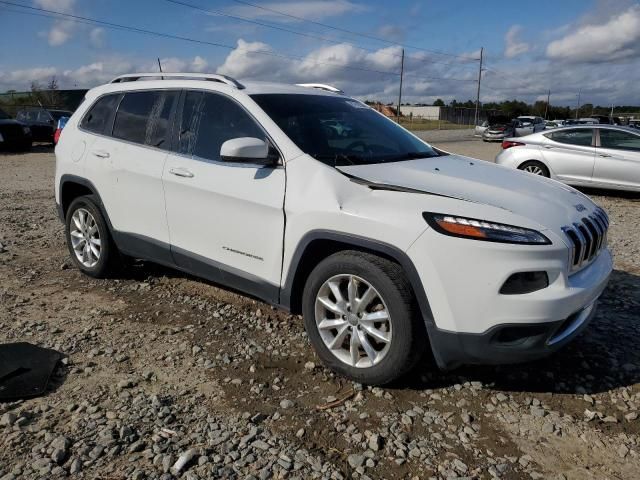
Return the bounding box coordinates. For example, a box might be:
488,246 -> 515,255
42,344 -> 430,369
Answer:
220,137 -> 278,165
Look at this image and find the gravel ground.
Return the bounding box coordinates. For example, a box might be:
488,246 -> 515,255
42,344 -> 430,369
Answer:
1,146 -> 639,480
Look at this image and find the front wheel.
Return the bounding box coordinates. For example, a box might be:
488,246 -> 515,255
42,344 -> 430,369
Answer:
518,160 -> 550,177
302,251 -> 425,385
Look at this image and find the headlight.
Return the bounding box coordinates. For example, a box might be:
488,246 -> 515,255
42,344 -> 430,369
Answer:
22,126 -> 31,134
423,213 -> 550,245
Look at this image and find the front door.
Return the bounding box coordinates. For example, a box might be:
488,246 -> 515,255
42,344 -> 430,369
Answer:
162,90 -> 286,301
541,128 -> 596,184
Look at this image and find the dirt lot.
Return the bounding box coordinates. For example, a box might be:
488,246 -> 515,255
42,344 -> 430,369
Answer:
1,140 -> 639,480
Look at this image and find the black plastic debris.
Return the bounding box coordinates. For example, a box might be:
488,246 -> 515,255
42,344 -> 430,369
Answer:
0,343 -> 64,401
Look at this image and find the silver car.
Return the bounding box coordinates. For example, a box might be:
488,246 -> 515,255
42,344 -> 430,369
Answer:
496,125 -> 640,192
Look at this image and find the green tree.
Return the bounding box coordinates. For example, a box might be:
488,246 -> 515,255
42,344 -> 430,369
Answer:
433,98 -> 445,106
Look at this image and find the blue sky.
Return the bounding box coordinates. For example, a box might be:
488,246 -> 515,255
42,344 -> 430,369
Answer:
1,0 -> 640,106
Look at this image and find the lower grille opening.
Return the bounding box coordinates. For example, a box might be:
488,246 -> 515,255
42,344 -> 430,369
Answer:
493,324 -> 549,346
499,271 -> 549,295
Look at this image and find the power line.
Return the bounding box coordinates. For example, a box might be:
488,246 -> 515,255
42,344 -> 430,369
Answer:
226,0 -> 480,61
0,1 -> 476,86
162,0 -> 478,70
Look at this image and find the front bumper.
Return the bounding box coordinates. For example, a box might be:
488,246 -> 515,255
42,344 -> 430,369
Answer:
407,227 -> 613,370
483,132 -> 508,141
428,298 -> 600,369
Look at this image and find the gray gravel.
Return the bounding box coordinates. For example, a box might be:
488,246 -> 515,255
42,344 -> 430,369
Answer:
1,148 -> 639,479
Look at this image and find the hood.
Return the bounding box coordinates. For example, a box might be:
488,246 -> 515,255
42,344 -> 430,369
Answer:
0,118 -> 22,126
337,154 -> 598,237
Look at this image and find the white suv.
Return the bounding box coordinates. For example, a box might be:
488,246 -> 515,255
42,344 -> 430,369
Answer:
55,73 -> 613,385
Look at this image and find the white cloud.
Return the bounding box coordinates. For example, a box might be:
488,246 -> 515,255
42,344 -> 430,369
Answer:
34,0 -> 75,9
227,0 -> 366,22
89,28 -> 106,48
546,4 -> 640,63
34,0 -> 77,46
217,39 -> 290,79
504,25 -> 530,59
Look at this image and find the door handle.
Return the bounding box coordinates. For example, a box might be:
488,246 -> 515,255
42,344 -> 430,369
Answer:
598,153 -> 612,158
92,150 -> 110,158
543,145 -> 554,149
169,167 -> 194,178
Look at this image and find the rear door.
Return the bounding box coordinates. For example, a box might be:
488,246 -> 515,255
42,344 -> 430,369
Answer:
540,128 -> 596,184
162,90 -> 285,299
593,128 -> 640,189
83,90 -> 177,260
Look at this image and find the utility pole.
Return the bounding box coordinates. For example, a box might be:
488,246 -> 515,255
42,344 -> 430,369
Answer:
396,48 -> 404,123
474,47 -> 483,127
575,90 -> 581,119
544,89 -> 550,119
158,58 -> 164,80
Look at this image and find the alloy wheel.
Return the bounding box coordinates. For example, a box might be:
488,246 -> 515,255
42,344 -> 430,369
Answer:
314,274 -> 392,368
522,164 -> 545,175
70,208 -> 101,268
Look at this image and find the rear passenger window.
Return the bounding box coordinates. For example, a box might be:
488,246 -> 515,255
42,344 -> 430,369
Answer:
81,94 -> 120,135
548,129 -> 593,147
113,91 -> 177,148
178,91 -> 265,161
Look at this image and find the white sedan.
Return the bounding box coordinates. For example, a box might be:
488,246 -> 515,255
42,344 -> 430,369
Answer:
496,125 -> 640,192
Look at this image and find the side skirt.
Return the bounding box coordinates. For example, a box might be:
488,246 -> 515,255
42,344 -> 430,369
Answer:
113,231 -> 280,306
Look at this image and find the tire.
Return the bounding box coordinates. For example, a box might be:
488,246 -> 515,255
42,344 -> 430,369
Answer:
65,195 -> 120,278
518,160 -> 550,177
302,250 -> 425,385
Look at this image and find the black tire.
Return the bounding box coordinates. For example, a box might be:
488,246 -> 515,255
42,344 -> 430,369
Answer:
302,250 -> 425,385
518,160 -> 550,177
65,195 -> 120,278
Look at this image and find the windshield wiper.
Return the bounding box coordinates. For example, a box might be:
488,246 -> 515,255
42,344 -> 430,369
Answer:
313,153 -> 365,166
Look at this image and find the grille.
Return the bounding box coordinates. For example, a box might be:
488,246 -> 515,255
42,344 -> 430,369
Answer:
562,208 -> 609,272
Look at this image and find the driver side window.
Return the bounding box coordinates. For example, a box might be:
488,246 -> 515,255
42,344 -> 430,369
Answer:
178,91 -> 266,162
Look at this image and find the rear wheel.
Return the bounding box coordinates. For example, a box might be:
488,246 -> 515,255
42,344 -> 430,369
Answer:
302,251 -> 425,385
518,160 -> 550,177
65,195 -> 121,278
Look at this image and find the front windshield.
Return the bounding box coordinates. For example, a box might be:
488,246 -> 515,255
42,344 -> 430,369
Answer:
250,94 -> 439,166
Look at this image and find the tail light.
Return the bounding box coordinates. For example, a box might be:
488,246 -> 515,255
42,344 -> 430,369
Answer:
54,128 -> 62,145
502,140 -> 524,149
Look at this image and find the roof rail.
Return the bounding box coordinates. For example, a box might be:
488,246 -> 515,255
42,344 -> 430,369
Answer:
295,83 -> 343,94
110,73 -> 244,89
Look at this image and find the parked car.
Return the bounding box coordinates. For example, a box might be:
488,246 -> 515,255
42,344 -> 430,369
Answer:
496,125 -> 640,192
482,116 -> 516,142
54,116 -> 69,145
0,107 -> 32,151
474,120 -> 489,137
515,116 -> 546,136
16,107 -> 73,144
56,73 -> 612,385
545,121 -> 560,129
552,119 -> 567,127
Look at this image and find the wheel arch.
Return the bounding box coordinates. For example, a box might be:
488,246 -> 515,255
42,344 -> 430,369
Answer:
280,231 -> 435,328
58,175 -> 115,232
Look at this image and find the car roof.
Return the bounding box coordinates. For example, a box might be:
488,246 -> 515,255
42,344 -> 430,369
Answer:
85,77 -> 341,101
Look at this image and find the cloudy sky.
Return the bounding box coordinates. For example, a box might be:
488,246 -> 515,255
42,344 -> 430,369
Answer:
1,0 -> 639,106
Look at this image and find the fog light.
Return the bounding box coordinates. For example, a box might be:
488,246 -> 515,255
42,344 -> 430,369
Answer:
499,271 -> 548,295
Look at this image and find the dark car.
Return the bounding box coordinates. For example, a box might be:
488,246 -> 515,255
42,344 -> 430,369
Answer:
0,108 -> 32,151
482,115 -> 516,142
16,107 -> 73,144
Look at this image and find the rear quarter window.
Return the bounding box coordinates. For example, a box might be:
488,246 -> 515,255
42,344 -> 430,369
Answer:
81,94 -> 121,135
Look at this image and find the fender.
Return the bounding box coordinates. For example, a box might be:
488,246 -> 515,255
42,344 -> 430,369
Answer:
279,230 -> 453,366
280,229 -> 438,317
